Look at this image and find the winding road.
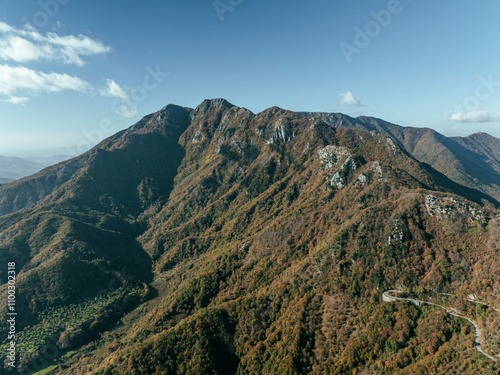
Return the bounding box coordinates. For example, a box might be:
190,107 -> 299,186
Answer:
383,290 -> 499,363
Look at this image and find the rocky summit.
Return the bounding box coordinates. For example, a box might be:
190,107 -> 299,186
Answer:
0,99 -> 499,374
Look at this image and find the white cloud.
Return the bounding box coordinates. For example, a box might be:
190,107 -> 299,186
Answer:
0,23 -> 123,106
115,104 -> 137,118
338,91 -> 361,107
449,111 -> 498,123
0,22 -> 111,66
0,64 -> 92,100
100,79 -> 128,99
6,96 -> 29,104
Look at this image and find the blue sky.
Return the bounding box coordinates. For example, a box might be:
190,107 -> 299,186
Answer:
0,0 -> 499,155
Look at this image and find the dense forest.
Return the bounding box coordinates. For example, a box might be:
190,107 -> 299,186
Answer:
0,99 -> 499,374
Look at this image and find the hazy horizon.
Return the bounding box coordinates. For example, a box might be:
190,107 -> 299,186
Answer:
2,99 -> 500,158
1,1 -> 500,154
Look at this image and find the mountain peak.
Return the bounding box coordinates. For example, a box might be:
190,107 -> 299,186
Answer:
468,132 -> 499,141
196,98 -> 235,112
107,104 -> 191,147
189,98 -> 238,130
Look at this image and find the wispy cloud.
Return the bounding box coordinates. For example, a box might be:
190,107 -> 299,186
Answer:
0,22 -> 111,66
6,96 -> 30,105
449,111 -> 500,123
0,22 -> 130,109
115,104 -> 137,118
338,91 -> 361,107
100,79 -> 128,99
0,64 -> 92,100
0,23 -> 132,105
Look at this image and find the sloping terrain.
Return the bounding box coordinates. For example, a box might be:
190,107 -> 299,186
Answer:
0,99 -> 499,374
302,112 -> 500,201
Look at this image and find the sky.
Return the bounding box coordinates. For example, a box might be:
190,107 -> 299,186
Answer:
0,0 -> 499,155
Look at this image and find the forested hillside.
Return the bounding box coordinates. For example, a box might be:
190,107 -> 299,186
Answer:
1,99 -> 499,374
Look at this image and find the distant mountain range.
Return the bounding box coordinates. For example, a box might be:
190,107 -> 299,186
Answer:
0,153 -> 78,184
0,155 -> 45,183
0,99 -> 499,374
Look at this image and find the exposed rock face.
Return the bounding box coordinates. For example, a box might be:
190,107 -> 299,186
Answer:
356,173 -> 367,185
318,145 -> 359,189
318,145 -> 351,169
303,111 -> 500,201
425,194 -> 485,222
1,99 -> 500,375
330,171 -> 346,189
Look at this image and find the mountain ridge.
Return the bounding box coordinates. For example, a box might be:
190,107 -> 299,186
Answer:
1,100 -> 499,217
0,98 -> 499,374
300,111 -> 500,201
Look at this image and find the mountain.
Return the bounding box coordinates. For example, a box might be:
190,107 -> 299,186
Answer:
0,155 -> 45,182
301,112 -> 500,201
0,99 -> 499,374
